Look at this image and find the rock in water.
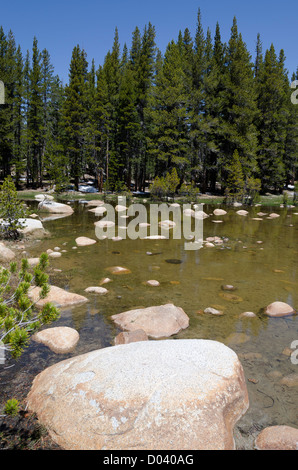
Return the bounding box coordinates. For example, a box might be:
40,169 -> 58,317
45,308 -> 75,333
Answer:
38,201 -> 74,214
264,301 -> 296,317
26,339 -> 249,450
75,237 -> 97,246
213,209 -> 227,216
114,329 -> 148,345
111,303 -> 189,338
32,327 -> 79,354
28,285 -> 88,309
254,426 -> 298,450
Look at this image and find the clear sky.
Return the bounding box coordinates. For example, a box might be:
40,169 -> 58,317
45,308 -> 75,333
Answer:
1,0 -> 297,84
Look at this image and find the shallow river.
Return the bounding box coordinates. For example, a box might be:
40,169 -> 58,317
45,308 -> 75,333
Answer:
2,200 -> 298,449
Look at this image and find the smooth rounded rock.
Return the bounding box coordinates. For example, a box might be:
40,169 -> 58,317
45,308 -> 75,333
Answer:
28,285 -> 88,309
146,280 -> 160,287
85,287 -> 108,295
264,301 -> 296,317
76,237 -> 97,246
236,210 -> 248,216
26,339 -> 249,450
38,201 -> 74,214
0,242 -> 15,262
255,426 -> 298,450
213,209 -> 227,216
111,303 -> 189,339
32,327 -> 79,354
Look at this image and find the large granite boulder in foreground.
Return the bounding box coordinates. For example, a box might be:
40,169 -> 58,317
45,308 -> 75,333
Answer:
111,303 -> 189,338
26,339 -> 249,450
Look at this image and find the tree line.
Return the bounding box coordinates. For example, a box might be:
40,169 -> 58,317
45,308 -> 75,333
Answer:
0,10 -> 297,195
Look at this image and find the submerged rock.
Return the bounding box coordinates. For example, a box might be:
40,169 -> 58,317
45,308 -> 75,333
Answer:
26,339 -> 249,450
106,266 -> 131,275
219,292 -> 243,303
111,303 -> 189,339
165,259 -> 183,264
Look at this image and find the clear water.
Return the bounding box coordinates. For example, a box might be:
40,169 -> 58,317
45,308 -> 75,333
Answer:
2,200 -> 298,449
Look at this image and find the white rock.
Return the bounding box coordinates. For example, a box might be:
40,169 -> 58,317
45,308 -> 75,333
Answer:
146,280 -> 160,287
26,339 -> 249,450
38,201 -> 74,214
213,209 -> 227,216
115,205 -> 128,212
236,210 -> 248,216
75,237 -> 97,246
85,287 -> 108,295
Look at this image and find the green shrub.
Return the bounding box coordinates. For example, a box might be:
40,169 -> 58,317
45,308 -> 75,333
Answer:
0,176 -> 28,240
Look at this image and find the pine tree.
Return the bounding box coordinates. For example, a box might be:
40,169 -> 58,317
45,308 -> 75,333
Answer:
62,45 -> 89,190
225,149 -> 245,202
256,44 -> 288,191
26,37 -> 43,187
147,39 -> 189,180
219,17 -> 258,189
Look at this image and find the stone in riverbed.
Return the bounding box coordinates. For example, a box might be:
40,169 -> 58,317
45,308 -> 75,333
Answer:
280,373 -> 298,387
75,237 -> 97,246
26,339 -> 249,450
219,292 -> 243,303
38,201 -> 74,214
264,301 -> 296,317
204,307 -> 224,316
239,312 -> 257,318
106,266 -> 131,275
32,327 -> 79,354
236,210 -> 248,216
114,329 -> 148,345
111,303 -> 189,339
28,285 -> 88,309
254,426 -> 298,450
213,209 -> 227,216
86,200 -> 105,207
146,280 -> 160,287
85,287 -> 108,295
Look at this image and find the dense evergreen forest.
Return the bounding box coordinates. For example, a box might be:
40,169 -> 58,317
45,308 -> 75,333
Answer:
0,10 -> 297,195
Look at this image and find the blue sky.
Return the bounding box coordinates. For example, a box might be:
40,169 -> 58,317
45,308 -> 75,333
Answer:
1,0 -> 297,84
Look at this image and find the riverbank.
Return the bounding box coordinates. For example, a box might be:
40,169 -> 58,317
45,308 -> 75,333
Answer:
17,189 -> 297,208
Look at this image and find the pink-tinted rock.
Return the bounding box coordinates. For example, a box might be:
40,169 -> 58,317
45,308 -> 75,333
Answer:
32,327 -> 79,354
264,301 -> 296,317
111,303 -> 189,339
255,426 -> 298,450
114,329 -> 148,345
